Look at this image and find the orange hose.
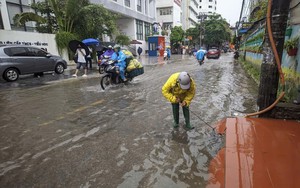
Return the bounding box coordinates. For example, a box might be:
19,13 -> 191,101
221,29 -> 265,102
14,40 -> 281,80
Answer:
245,0 -> 285,117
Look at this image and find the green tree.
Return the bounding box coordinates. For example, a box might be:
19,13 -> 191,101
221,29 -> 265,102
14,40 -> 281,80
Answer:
185,26 -> 200,46
74,4 -> 118,39
30,0 -> 57,33
13,0 -> 118,54
170,26 -> 185,48
115,34 -> 131,46
202,14 -> 231,47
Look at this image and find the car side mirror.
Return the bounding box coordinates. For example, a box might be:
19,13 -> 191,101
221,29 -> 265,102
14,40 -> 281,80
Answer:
46,54 -> 51,58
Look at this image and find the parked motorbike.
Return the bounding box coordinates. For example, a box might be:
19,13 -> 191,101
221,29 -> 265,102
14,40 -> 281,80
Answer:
98,55 -> 111,74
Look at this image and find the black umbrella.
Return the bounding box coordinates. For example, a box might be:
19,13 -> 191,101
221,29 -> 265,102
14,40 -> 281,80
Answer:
68,40 -> 90,55
130,40 -> 142,44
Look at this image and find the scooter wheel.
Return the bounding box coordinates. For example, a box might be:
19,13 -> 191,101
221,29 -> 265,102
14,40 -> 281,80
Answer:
100,75 -> 111,90
99,67 -> 104,74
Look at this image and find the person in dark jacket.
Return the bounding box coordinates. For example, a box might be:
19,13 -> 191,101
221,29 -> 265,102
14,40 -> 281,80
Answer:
137,47 -> 143,57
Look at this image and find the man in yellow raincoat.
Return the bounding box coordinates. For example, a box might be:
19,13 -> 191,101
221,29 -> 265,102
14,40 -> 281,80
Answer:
162,72 -> 196,129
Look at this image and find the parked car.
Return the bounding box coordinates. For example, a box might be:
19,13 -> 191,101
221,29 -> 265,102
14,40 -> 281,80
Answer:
206,48 -> 221,59
0,45 -> 67,82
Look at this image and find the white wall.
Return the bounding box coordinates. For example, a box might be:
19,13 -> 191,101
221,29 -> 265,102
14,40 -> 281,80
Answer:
117,18 -> 135,40
0,0 -> 11,30
173,4 -> 182,26
156,0 -> 173,7
0,30 -> 65,59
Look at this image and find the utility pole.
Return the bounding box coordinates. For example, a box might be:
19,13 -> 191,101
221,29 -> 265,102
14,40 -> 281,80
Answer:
198,12 -> 207,48
257,0 -> 292,117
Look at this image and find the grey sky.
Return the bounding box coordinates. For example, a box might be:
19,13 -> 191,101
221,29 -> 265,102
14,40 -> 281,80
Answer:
217,0 -> 243,26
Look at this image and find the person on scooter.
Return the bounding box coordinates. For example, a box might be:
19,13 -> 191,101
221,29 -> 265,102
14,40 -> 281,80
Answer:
111,45 -> 127,81
166,47 -> 171,60
101,45 -> 114,59
196,47 -> 206,65
162,72 -> 196,129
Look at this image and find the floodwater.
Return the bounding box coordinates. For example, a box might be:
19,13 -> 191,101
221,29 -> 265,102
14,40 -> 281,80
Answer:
0,53 -> 258,187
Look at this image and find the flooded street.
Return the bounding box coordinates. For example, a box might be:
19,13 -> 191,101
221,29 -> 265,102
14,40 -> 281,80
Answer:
0,53 -> 258,187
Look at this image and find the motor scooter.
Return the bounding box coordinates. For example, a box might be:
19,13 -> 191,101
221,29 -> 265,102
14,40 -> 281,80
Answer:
98,55 -> 111,74
234,51 -> 239,60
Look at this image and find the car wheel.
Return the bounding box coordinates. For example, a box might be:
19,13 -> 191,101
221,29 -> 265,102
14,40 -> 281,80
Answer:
3,68 -> 19,82
55,63 -> 65,74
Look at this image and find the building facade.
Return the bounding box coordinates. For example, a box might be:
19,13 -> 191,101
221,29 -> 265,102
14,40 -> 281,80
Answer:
198,0 -> 217,15
181,0 -> 199,30
0,0 -> 38,31
93,0 -> 156,54
156,0 -> 182,31
0,0 -> 60,56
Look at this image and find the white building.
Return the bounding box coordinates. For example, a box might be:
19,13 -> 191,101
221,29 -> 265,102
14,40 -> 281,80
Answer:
0,0 -> 60,56
93,0 -> 157,54
181,0 -> 199,30
199,0 -> 217,15
156,0 -> 182,31
0,0 -> 157,56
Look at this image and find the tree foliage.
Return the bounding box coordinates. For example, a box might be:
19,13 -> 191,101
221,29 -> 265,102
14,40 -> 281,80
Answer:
115,34 -> 131,46
31,0 -> 58,33
185,26 -> 200,45
170,26 -> 185,47
202,14 -> 231,46
249,0 -> 268,22
74,4 -> 118,39
13,0 -> 118,55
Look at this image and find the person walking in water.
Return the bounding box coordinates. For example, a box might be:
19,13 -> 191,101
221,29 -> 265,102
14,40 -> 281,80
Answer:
162,72 -> 196,129
73,44 -> 87,77
137,46 -> 143,57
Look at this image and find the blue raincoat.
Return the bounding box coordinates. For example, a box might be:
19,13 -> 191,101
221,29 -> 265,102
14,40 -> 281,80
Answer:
111,51 -> 127,80
196,50 -> 206,61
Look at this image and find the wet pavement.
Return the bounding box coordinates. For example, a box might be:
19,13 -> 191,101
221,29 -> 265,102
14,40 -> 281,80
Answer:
0,53 -> 258,187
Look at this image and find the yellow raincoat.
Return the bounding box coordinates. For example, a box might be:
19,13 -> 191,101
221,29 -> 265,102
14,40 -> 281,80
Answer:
162,72 -> 196,106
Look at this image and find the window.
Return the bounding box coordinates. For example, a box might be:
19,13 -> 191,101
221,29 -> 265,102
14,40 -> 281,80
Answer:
209,0 -> 213,2
137,0 -> 142,12
125,0 -> 130,7
209,5 -> 212,8
27,47 -> 47,57
150,43 -> 156,51
136,20 -> 143,40
162,22 -> 172,30
0,10 -> 4,29
5,47 -> 28,56
199,6 -> 202,9
144,22 -> 151,40
6,1 -> 35,31
159,7 -> 172,15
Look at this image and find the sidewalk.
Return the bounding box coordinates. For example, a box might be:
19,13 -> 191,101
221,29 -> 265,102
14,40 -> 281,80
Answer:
207,117 -> 300,188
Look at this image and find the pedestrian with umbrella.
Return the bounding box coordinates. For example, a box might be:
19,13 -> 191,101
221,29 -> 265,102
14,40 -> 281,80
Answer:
82,38 -> 99,70
69,40 -> 90,77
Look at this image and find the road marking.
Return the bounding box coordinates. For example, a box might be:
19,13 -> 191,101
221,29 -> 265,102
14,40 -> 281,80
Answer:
38,99 -> 104,127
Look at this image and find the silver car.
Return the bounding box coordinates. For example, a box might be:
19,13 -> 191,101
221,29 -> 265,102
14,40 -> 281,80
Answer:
0,45 -> 67,82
